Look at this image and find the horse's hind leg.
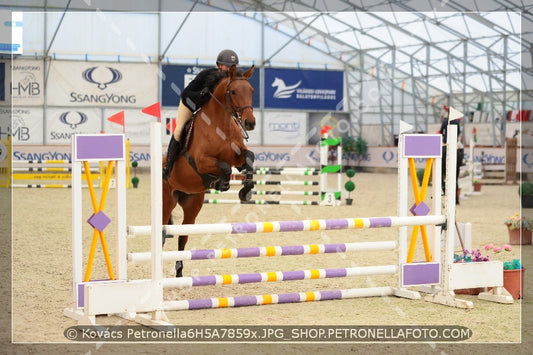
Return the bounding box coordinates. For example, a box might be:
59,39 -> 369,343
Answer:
162,181 -> 178,247
174,191 -> 205,277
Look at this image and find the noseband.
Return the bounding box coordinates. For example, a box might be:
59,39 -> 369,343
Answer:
210,77 -> 253,140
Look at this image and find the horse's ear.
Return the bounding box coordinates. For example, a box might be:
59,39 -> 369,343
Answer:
243,65 -> 254,79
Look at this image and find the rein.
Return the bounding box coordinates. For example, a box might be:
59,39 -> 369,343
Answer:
209,77 -> 252,140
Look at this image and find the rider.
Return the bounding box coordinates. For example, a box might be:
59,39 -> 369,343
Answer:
162,49 -> 240,180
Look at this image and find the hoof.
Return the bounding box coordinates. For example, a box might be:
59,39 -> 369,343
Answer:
175,260 -> 183,277
239,188 -> 252,201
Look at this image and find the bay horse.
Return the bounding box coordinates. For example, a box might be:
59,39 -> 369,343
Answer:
162,65 -> 255,277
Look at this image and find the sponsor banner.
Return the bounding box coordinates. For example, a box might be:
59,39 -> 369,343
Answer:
45,107 -> 102,144
161,64 -> 260,108
47,61 -> 158,107
1,107 -> 44,144
0,59 -> 44,105
262,111 -> 307,145
249,145 -> 317,167
13,144 -> 523,171
264,68 -> 343,111
103,109 -> 159,145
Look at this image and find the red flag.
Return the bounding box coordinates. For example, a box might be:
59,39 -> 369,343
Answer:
107,111 -> 125,133
142,102 -> 161,122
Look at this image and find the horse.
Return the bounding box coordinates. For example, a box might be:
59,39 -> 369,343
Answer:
162,65 -> 256,277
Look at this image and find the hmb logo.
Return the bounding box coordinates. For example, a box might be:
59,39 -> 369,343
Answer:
11,71 -> 41,96
82,66 -> 122,90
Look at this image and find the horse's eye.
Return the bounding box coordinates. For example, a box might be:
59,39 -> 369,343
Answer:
231,90 -> 236,95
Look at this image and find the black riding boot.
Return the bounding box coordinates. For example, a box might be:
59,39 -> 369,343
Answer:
162,136 -> 181,180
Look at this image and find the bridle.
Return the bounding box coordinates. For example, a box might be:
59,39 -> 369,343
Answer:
209,77 -> 253,140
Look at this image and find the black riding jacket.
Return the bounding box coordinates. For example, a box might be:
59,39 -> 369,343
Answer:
180,67 -> 219,112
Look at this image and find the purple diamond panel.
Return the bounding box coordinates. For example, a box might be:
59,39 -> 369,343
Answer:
87,211 -> 111,232
412,202 -> 430,216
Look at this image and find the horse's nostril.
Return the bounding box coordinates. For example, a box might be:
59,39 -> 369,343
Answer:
246,120 -> 256,131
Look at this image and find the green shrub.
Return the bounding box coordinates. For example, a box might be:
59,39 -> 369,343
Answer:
519,181 -> 533,196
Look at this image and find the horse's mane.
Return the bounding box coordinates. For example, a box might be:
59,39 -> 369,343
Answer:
204,68 -> 245,93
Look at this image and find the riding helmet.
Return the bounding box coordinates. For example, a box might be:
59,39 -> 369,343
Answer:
216,49 -> 239,66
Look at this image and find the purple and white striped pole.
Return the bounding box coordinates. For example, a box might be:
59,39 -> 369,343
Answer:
162,265 -> 398,289
127,215 -> 446,237
163,286 -> 395,311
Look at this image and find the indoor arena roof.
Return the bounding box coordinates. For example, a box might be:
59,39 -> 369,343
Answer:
4,0 -> 532,97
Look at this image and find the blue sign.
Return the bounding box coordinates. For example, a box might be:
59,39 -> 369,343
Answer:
161,64 -> 260,108
264,68 -> 343,110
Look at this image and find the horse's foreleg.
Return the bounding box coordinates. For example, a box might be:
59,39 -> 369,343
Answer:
238,149 -> 255,201
195,157 -> 232,191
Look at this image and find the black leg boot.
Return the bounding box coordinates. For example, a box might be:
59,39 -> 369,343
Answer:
162,136 -> 181,180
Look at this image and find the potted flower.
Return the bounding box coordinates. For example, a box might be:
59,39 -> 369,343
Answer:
451,249 -> 503,295
452,244 -> 517,297
504,213 -> 532,245
519,181 -> 533,208
485,244 -> 524,299
344,168 -> 355,205
473,178 -> 482,192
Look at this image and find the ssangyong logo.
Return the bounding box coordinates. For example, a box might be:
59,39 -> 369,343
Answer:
82,66 -> 122,90
59,111 -> 88,129
272,77 -> 301,98
72,66 -> 135,104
